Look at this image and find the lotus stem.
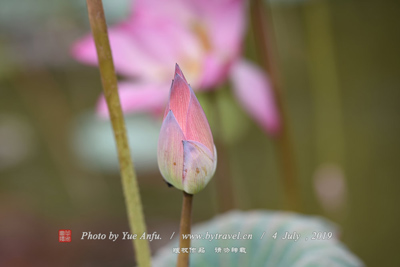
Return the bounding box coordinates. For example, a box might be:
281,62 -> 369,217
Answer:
85,1 -> 151,266
177,192 -> 193,267
209,89 -> 236,212
304,1 -> 346,170
250,0 -> 301,211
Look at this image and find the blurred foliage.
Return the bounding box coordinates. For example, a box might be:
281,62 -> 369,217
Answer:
72,112 -> 160,174
0,0 -> 400,266
197,87 -> 251,145
0,0 -> 130,26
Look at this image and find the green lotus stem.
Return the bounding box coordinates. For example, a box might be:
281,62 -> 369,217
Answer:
250,0 -> 301,211
213,142 -> 235,212
85,1 -> 151,266
209,89 -> 236,212
177,192 -> 193,267
304,1 -> 345,168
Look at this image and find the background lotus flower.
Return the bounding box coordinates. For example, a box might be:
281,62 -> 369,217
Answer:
72,0 -> 281,135
158,65 -> 216,194
153,210 -> 364,266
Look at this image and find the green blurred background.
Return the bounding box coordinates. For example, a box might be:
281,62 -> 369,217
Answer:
0,0 -> 399,266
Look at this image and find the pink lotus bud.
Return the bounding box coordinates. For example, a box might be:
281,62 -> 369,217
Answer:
157,64 -> 217,194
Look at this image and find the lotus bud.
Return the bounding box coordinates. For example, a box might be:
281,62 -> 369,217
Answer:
157,64 -> 217,194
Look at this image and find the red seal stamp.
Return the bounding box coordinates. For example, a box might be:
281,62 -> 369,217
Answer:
59,229 -> 72,242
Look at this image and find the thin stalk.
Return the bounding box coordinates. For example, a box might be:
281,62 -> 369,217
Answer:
213,143 -> 235,212
85,1 -> 151,266
304,1 -> 345,167
177,192 -> 193,267
12,70 -> 81,206
304,1 -> 347,218
250,0 -> 301,211
209,89 -> 236,212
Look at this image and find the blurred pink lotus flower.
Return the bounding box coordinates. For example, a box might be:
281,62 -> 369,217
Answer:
72,0 -> 280,134
158,65 -> 216,194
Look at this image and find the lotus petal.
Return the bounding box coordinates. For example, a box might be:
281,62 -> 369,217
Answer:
157,110 -> 186,189
230,60 -> 281,135
182,141 -> 216,194
185,88 -> 214,154
164,74 -> 192,133
96,82 -> 170,118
